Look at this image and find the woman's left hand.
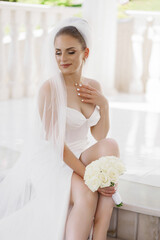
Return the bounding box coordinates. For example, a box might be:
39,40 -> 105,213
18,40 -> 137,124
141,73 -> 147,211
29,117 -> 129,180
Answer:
97,183 -> 118,197
76,84 -> 107,108
97,186 -> 116,197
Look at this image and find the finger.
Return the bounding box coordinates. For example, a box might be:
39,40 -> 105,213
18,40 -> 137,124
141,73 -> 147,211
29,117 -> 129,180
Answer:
99,187 -> 115,192
79,84 -> 96,91
76,87 -> 94,95
104,186 -> 116,191
77,93 -> 93,98
99,192 -> 113,197
98,188 -> 115,194
100,191 -> 115,196
81,98 -> 94,103
99,190 -> 116,196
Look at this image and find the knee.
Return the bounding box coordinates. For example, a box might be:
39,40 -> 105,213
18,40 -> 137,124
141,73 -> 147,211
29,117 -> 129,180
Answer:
106,138 -> 120,157
97,138 -> 120,157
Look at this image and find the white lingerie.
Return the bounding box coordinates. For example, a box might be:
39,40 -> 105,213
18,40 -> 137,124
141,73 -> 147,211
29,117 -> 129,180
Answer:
65,106 -> 101,158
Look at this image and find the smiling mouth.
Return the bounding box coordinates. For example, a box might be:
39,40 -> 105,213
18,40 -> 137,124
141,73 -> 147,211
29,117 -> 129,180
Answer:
60,64 -> 72,68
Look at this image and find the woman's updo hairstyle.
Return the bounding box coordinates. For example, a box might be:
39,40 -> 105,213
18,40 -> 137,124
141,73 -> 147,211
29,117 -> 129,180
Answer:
54,26 -> 87,50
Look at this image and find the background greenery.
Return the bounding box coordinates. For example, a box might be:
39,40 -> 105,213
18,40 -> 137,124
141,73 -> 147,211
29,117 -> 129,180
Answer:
1,0 -> 83,7
1,0 -> 160,18
118,0 -> 160,18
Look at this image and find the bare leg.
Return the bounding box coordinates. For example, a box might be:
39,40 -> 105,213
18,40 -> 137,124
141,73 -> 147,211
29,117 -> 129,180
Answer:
93,195 -> 114,240
79,138 -> 120,240
65,172 -> 98,240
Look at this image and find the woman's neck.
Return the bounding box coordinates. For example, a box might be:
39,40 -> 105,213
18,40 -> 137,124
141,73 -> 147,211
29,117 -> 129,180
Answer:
63,73 -> 84,87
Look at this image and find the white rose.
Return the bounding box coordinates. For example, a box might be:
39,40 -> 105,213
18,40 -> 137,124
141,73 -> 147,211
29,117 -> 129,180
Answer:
84,176 -> 101,192
114,161 -> 126,175
107,167 -> 119,183
99,174 -> 111,188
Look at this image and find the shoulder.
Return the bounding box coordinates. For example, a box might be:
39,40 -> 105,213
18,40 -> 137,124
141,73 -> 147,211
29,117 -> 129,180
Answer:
39,79 -> 51,96
38,79 -> 53,110
38,79 -> 56,104
85,78 -> 102,92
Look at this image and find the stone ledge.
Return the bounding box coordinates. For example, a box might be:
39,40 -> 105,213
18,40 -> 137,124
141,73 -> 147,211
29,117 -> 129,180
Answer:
118,179 -> 160,217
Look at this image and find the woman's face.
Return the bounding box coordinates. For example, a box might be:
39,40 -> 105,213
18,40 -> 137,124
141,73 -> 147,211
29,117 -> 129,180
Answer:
54,34 -> 88,75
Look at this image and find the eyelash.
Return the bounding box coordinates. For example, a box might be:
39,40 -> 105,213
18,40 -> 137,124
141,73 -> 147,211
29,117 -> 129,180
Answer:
55,51 -> 75,55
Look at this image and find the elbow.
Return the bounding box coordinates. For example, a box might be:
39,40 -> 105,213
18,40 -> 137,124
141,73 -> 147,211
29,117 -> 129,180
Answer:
93,128 -> 109,141
63,144 -> 67,160
63,144 -> 70,161
95,134 -> 108,141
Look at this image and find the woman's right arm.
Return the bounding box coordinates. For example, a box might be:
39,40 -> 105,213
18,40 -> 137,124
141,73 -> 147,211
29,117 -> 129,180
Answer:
63,144 -> 86,179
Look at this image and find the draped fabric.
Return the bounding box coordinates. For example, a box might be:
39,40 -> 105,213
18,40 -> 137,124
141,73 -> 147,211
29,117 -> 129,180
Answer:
0,17 -> 93,239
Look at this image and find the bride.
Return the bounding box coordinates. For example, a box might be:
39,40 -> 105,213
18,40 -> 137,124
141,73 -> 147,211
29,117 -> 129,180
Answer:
0,17 -> 119,240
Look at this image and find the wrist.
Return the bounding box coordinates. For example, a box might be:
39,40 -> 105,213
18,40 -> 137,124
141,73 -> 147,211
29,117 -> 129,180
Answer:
99,99 -> 109,113
99,98 -> 108,109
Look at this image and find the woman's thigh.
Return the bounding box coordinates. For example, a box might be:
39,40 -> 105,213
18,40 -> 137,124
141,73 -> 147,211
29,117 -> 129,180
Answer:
69,172 -> 98,206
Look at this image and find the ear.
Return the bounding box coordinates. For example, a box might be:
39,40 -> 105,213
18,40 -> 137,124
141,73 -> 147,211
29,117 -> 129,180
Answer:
84,48 -> 89,60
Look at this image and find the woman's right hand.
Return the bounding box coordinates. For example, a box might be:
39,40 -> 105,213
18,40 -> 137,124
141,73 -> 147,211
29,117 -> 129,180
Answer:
97,186 -> 116,197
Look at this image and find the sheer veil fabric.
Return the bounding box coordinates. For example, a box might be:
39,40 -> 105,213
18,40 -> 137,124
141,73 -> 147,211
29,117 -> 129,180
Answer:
0,18 -> 93,239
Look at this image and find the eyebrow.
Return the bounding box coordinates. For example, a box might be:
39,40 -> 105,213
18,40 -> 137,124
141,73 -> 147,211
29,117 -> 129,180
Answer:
55,47 -> 76,51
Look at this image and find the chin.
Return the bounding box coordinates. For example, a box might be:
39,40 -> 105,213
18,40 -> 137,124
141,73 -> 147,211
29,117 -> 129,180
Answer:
61,68 -> 76,75
61,69 -> 72,75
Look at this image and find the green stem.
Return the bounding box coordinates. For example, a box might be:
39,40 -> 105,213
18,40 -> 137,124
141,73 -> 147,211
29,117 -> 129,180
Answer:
116,202 -> 123,207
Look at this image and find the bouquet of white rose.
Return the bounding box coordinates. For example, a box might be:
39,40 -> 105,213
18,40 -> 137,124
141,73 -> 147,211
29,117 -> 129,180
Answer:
84,156 -> 126,207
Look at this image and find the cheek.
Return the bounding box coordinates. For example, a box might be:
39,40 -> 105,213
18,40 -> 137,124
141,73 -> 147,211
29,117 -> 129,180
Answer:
73,55 -> 83,66
55,55 -> 60,64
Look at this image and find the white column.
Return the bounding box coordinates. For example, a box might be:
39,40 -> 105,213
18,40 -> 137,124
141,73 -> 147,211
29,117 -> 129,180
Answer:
129,17 -> 146,93
0,9 -> 10,100
36,12 -> 48,85
129,34 -> 144,93
23,11 -> 37,97
146,26 -> 160,103
82,0 -> 117,95
8,10 -> 24,98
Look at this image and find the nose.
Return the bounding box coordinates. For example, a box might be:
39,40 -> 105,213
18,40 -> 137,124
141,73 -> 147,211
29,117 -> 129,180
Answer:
60,52 -> 67,63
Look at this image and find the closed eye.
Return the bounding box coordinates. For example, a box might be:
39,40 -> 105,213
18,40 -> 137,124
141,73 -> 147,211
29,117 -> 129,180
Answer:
55,49 -> 76,55
68,51 -> 75,54
55,51 -> 61,55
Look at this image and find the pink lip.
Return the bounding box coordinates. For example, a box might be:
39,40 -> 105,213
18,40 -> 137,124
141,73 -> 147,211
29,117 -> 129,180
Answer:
61,64 -> 72,68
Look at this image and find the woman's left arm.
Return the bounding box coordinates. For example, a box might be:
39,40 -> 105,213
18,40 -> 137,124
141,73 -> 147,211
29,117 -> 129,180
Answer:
91,99 -> 109,141
76,81 -> 109,141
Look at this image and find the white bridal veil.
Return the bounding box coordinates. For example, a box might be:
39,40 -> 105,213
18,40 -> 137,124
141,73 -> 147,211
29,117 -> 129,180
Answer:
0,17 -> 92,239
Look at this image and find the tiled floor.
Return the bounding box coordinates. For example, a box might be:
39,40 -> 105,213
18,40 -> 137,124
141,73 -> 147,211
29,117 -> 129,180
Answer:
0,93 -> 160,216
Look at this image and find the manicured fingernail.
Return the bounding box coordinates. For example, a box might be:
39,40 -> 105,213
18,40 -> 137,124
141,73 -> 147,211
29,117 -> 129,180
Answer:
81,99 -> 84,102
75,83 -> 78,86
77,88 -> 80,91
78,93 -> 80,96
79,83 -> 82,86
